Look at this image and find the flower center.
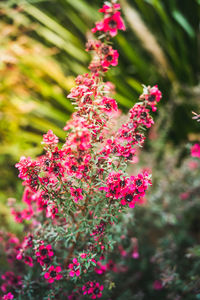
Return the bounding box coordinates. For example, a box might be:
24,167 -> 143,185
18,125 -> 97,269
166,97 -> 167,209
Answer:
53,152 -> 60,158
120,180 -> 126,187
105,103 -> 111,109
127,153 -> 133,160
98,226 -> 104,233
141,112 -> 147,118
101,45 -> 110,55
128,122 -> 134,129
41,249 -> 48,256
94,287 -> 100,295
135,134 -> 142,141
53,166 -> 60,173
148,94 -> 156,102
73,265 -> 78,271
123,131 -> 129,138
71,166 -> 77,172
43,194 -> 49,200
106,55 -> 113,62
45,159 -> 51,166
125,194 -> 133,202
109,19 -> 117,29
136,179 -> 142,187
50,271 -> 57,278
43,257 -> 50,264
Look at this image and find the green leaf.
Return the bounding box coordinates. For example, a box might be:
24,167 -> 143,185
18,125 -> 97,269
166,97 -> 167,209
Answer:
172,10 -> 195,38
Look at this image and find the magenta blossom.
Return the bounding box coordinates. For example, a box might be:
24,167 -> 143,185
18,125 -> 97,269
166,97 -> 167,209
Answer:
42,130 -> 59,145
191,143 -> 200,158
70,188 -> 84,203
99,4 -> 121,14
101,49 -> 119,68
153,280 -> 163,290
82,281 -> 104,299
44,265 -> 62,283
144,85 -> 162,112
3,293 -> 14,300
92,11 -> 125,37
35,244 -> 54,266
68,258 -> 80,277
101,97 -> 118,114
103,11 -> 125,37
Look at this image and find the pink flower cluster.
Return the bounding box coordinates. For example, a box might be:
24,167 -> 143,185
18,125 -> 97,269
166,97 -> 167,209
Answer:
1,272 -> 22,294
101,171 -> 151,208
86,41 -> 119,73
82,281 -> 104,299
140,85 -> 162,112
44,265 -> 62,283
35,243 -> 54,266
2,293 -> 14,300
92,3 -> 125,37
4,2 -> 163,299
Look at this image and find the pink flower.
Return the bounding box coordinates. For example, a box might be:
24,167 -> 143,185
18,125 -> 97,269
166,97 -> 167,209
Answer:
3,292 -> 14,300
90,221 -> 106,241
132,250 -> 139,259
1,272 -> 22,292
145,85 -> 162,111
121,192 -> 138,208
24,256 -> 34,267
149,85 -> 162,102
101,47 -> 119,68
188,160 -> 198,169
44,265 -> 62,283
131,173 -> 150,193
191,143 -> 200,158
46,205 -> 59,219
103,12 -> 126,37
106,260 -> 117,272
99,4 -> 121,14
68,258 -> 81,277
11,207 -> 34,223
92,11 -> 125,37
42,130 -> 59,145
82,281 -> 104,299
35,244 -> 54,266
153,280 -> 163,290
80,253 -> 87,259
180,192 -> 189,200
15,156 -> 39,180
95,261 -> 107,275
70,188 -> 84,203
101,97 -> 118,114
129,104 -> 154,128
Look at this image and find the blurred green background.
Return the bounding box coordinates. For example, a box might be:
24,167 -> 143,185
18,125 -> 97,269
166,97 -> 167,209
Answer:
0,0 -> 199,229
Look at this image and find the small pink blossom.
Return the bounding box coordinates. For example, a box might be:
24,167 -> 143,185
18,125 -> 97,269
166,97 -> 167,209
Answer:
44,265 -> 62,283
70,188 -> 84,203
3,292 -> 14,300
180,192 -> 189,200
101,97 -> 118,114
42,130 -> 59,145
191,143 -> 200,158
153,280 -> 163,290
92,11 -> 125,37
188,160 -> 198,169
68,258 -> 81,277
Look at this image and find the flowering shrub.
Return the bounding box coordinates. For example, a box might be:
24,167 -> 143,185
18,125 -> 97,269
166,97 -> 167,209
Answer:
0,1 -> 162,299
